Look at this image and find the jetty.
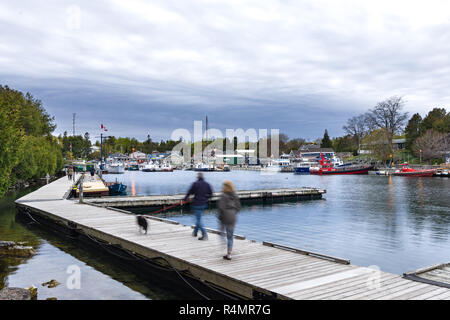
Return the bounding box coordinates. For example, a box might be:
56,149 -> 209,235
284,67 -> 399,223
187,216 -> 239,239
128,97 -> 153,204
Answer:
14,175 -> 450,300
83,187 -> 325,209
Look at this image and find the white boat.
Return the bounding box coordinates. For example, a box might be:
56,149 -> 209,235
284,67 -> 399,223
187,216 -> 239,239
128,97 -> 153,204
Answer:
107,162 -> 125,174
160,163 -> 173,172
193,162 -> 214,171
261,159 -> 290,174
142,163 -> 156,172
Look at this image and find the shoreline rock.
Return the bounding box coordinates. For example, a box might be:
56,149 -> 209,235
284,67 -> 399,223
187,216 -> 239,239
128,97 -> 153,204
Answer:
0,287 -> 31,300
0,240 -> 36,258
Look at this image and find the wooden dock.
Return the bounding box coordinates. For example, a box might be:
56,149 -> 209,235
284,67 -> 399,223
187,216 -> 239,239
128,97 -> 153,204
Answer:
83,187 -> 325,208
404,263 -> 450,290
15,176 -> 450,300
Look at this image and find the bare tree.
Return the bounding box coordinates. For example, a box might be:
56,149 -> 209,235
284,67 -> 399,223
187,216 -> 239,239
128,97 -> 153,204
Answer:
343,113 -> 371,161
343,113 -> 368,138
413,130 -> 450,161
366,96 -> 409,155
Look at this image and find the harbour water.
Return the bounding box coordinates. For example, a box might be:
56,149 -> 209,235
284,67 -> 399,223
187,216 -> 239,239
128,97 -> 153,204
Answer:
1,170 -> 449,299
106,170 -> 450,275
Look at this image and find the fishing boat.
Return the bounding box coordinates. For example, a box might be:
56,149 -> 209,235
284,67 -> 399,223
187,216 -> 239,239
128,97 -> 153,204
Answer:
160,163 -> 174,172
294,160 -> 316,174
434,168 -> 449,177
310,153 -> 373,175
128,164 -> 139,171
194,162 -> 215,172
142,163 -> 156,172
262,159 -> 290,173
105,180 -> 127,196
107,162 -> 125,174
392,163 -> 435,177
108,182 -> 127,196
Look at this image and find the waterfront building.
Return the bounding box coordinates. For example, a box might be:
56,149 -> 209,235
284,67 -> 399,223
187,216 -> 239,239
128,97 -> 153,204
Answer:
165,151 -> 184,167
298,147 -> 335,160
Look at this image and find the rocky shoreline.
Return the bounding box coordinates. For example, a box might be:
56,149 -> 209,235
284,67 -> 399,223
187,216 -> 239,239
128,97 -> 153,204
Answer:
0,241 -> 36,258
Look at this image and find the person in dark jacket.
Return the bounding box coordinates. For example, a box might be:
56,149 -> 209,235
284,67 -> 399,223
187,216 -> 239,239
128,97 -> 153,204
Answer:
89,166 -> 95,181
217,180 -> 240,260
184,172 -> 213,240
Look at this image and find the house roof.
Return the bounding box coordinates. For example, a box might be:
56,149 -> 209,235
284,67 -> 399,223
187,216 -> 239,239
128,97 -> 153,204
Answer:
299,147 -> 334,153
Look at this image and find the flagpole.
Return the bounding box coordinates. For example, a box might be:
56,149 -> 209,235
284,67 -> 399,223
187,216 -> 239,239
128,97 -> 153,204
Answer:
100,133 -> 103,169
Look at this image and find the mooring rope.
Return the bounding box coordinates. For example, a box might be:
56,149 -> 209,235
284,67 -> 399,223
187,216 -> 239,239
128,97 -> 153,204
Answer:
142,200 -> 187,218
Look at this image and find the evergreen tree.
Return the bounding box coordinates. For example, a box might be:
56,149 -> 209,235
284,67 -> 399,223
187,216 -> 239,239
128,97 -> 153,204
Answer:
405,113 -> 422,150
420,108 -> 447,133
0,85 -> 63,198
321,129 -> 332,148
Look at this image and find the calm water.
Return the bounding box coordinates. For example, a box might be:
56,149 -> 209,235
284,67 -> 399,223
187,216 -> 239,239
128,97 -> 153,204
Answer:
0,185 -> 191,300
103,170 -> 450,275
1,171 -> 449,299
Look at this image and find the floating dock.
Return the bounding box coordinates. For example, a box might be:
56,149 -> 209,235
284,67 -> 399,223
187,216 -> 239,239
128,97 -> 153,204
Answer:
14,176 -> 450,300
83,187 -> 325,209
404,263 -> 450,290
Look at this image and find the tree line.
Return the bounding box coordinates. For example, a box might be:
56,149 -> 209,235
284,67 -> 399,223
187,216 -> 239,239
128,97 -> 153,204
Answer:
339,96 -> 449,163
0,85 -> 64,198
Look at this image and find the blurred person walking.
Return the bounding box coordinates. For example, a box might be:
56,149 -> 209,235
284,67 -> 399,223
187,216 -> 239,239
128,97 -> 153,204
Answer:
67,166 -> 73,181
217,180 -> 241,260
184,172 -> 213,240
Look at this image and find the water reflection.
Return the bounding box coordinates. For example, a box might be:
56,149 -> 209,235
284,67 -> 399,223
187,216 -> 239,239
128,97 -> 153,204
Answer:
0,185 -> 193,299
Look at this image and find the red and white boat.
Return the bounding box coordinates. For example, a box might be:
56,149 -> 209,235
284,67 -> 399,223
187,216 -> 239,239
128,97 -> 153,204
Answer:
310,153 -> 373,175
393,163 -> 435,177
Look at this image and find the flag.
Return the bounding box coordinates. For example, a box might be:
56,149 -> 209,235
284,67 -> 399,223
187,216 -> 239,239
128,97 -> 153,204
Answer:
101,124 -> 108,131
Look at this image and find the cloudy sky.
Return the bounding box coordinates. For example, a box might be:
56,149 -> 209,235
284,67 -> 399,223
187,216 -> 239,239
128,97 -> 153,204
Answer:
1,0 -> 450,142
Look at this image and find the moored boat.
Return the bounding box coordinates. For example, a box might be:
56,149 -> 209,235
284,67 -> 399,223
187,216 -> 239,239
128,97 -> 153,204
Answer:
434,168 -> 449,177
310,153 -> 373,175
128,164 -> 139,171
142,163 -> 156,172
160,163 -> 174,172
393,163 -> 435,177
294,161 -> 316,174
194,162 -> 215,171
107,182 -> 127,196
107,162 -> 125,174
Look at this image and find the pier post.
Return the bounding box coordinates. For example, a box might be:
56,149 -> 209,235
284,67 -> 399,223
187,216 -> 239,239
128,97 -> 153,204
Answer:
79,174 -> 84,203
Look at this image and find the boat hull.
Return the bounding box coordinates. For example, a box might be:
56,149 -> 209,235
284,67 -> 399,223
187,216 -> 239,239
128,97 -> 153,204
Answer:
294,167 -> 310,174
393,171 -> 435,177
108,183 -> 127,196
310,166 -> 373,175
107,166 -> 125,174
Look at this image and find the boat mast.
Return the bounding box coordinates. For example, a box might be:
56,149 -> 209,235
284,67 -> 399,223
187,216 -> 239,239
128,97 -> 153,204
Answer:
205,115 -> 208,166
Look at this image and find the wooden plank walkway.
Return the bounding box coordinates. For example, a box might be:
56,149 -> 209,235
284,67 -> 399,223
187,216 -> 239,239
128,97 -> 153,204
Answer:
15,176 -> 450,300
404,263 -> 450,290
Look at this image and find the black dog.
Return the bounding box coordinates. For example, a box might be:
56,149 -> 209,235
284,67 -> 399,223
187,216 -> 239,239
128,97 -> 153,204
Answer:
136,215 -> 148,234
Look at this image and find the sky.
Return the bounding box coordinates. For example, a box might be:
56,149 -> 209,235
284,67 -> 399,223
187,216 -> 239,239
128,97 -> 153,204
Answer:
1,0 -> 450,142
